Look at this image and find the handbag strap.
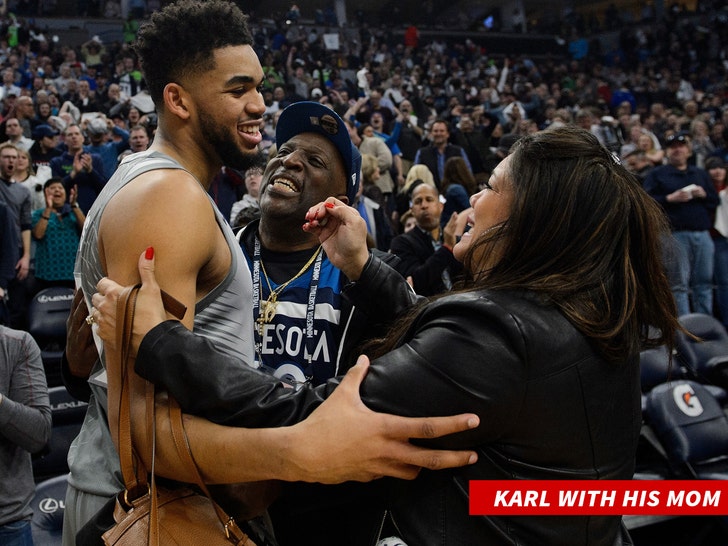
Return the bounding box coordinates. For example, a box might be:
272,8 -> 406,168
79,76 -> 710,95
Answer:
162,394 -> 251,544
111,283 -> 149,497
109,284 -> 189,498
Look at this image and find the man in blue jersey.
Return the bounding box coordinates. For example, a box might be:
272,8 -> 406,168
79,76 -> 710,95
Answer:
240,100 -> 415,387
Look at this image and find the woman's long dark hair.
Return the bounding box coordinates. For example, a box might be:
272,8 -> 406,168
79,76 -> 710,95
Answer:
369,125 -> 680,362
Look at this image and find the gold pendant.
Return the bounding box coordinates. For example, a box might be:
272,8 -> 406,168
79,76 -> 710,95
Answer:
261,297 -> 277,323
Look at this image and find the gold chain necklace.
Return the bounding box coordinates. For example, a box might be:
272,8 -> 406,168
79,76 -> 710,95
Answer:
258,245 -> 323,325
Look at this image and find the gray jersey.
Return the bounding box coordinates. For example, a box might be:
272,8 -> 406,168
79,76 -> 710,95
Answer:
67,150 -> 254,497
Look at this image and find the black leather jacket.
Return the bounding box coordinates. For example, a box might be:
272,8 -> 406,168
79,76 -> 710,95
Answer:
135,289 -> 640,546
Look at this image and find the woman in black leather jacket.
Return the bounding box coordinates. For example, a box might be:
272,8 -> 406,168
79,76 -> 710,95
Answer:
92,125 -> 681,545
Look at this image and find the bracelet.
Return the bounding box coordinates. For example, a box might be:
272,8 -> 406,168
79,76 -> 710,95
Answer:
41,215 -> 50,220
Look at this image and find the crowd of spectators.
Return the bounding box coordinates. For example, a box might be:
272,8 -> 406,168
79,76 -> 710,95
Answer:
1,1 -> 728,329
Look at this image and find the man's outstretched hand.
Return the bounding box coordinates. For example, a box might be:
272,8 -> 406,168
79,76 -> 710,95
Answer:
283,355 -> 479,483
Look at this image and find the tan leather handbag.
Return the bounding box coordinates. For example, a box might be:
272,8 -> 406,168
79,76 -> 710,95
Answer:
102,284 -> 256,546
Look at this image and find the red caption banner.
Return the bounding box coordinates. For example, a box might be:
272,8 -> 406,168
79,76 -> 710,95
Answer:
470,480 -> 728,516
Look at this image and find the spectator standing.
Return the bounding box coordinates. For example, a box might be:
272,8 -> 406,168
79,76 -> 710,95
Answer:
33,102 -> 53,128
708,156 -> 728,328
414,119 -> 471,190
395,99 -> 424,176
383,73 -> 407,108
440,155 -> 476,228
84,116 -> 129,179
72,80 -> 101,114
369,111 -> 404,184
3,118 -> 33,152
116,124 -> 151,164
451,108 -> 500,183
0,68 -> 21,101
103,83 -> 129,119
356,153 -> 394,252
110,52 -> 142,99
0,201 -> 18,319
346,118 -> 394,210
286,46 -> 313,100
0,143 -> 31,330
50,124 -> 106,213
637,131 -> 664,166
14,97 -> 37,138
390,182 -> 463,296
31,178 -> 85,291
0,325 -> 51,546
353,89 -> 394,127
15,147 -> 52,212
80,37 -> 107,68
124,106 -> 142,131
346,98 -> 400,187
53,62 -> 74,97
395,163 -> 436,222
230,154 -> 265,228
28,124 -> 62,170
644,133 -> 719,316
690,119 -> 715,169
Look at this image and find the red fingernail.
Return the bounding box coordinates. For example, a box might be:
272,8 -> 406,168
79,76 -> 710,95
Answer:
325,202 -> 335,209
145,246 -> 154,260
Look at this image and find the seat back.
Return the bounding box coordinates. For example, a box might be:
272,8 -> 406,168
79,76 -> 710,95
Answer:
32,385 -> 88,482
677,313 -> 728,388
30,474 -> 68,545
28,287 -> 74,343
645,380 -> 728,476
27,287 -> 74,387
639,345 -> 683,393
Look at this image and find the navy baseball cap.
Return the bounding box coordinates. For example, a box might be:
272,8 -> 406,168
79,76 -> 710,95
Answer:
32,124 -> 59,139
276,101 -> 361,204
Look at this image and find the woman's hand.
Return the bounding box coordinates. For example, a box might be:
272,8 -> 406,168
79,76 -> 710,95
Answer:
92,248 -> 169,355
302,198 -> 370,281
69,184 -> 79,207
66,289 -> 99,378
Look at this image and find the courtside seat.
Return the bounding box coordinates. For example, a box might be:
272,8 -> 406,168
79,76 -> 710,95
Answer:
639,344 -> 688,414
32,385 -> 87,482
645,380 -> 728,480
30,474 -> 67,545
27,287 -> 74,388
676,313 -> 728,390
